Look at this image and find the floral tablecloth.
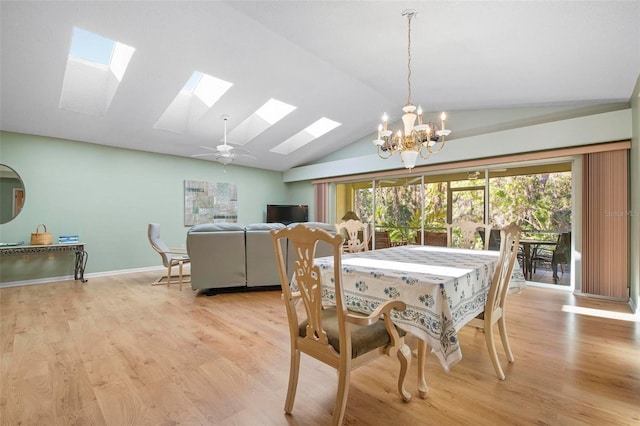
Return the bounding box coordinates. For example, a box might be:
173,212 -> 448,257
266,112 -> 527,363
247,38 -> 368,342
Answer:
315,245 -> 525,370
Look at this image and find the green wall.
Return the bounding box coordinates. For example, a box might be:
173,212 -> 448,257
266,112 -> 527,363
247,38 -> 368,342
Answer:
0,131 -> 292,283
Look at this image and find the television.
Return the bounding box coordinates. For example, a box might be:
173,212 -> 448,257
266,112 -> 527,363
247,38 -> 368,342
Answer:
267,204 -> 308,225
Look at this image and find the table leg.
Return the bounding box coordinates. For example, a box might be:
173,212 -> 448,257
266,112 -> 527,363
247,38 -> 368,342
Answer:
417,339 -> 429,399
74,249 -> 88,283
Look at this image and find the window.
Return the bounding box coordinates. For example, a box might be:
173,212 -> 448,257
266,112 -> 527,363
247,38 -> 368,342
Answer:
335,161 -> 572,285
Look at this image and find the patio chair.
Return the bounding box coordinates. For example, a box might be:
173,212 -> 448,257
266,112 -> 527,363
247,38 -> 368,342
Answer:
415,230 -> 448,247
551,232 -> 571,283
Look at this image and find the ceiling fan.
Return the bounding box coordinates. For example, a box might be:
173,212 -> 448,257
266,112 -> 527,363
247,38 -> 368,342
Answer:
378,176 -> 423,186
192,115 -> 254,165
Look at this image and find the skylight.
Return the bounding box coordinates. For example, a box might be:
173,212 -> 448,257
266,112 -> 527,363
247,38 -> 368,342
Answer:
256,99 -> 297,125
227,98 -> 296,146
270,117 -> 341,155
69,27 -> 114,65
154,71 -> 233,133
189,72 -> 233,108
59,27 -> 135,116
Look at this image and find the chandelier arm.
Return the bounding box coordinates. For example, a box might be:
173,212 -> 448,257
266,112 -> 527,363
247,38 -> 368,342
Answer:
427,139 -> 446,154
376,145 -> 394,159
418,147 -> 431,160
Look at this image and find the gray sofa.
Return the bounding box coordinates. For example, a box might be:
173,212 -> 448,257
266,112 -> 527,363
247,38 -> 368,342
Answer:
187,222 -> 336,291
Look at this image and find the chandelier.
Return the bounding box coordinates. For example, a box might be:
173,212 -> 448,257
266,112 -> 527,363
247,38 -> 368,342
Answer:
373,9 -> 451,170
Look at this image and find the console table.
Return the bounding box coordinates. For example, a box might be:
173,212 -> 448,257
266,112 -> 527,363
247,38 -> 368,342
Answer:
0,243 -> 88,282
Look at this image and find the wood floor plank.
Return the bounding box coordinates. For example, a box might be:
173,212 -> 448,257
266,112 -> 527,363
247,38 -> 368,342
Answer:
1,274 -> 638,425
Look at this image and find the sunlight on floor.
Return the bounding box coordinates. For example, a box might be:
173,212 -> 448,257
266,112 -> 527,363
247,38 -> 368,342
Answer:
562,305 -> 640,322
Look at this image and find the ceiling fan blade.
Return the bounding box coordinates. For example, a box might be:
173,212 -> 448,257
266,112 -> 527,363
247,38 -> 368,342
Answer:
191,153 -> 216,157
199,145 -> 218,152
229,146 -> 251,155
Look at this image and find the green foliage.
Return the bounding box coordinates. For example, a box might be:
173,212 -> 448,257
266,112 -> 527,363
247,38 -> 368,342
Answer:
351,171 -> 572,242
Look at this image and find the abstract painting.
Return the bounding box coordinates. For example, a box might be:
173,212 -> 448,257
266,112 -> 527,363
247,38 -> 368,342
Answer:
184,180 -> 238,226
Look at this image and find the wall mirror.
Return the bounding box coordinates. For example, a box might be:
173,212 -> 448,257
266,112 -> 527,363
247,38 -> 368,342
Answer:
0,164 -> 25,224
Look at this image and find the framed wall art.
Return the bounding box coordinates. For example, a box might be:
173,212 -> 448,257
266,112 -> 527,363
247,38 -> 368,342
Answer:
184,180 -> 238,226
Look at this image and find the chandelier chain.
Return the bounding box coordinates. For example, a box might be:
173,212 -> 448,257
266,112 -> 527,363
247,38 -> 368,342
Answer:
407,13 -> 413,106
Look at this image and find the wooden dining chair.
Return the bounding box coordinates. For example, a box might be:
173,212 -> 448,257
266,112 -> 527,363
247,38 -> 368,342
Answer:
147,223 -> 191,290
467,222 -> 521,380
446,220 -> 493,250
335,219 -> 370,253
271,224 -> 411,425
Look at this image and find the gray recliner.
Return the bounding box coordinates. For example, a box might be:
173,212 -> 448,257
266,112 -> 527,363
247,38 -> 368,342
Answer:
245,222 -> 286,287
187,223 -> 246,290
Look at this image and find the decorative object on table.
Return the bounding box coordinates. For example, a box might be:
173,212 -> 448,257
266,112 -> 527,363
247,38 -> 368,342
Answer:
148,223 -> 191,291
372,9 -> 451,170
30,224 -> 52,245
184,180 -> 238,226
271,224 -> 412,425
191,115 -> 255,166
466,222 -> 522,380
0,241 -> 24,247
58,235 -> 80,244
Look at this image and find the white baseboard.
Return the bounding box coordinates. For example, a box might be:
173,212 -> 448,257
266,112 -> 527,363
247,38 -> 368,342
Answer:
0,265 -> 165,288
525,280 -> 573,291
572,290 -> 630,303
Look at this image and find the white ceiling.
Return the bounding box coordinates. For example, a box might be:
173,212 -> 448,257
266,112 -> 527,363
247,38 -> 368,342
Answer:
1,1 -> 639,172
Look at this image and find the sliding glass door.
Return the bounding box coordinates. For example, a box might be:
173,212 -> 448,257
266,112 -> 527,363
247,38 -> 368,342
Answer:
335,161 -> 572,285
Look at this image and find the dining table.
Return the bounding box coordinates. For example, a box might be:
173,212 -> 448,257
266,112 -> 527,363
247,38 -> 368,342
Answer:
312,244 -> 526,398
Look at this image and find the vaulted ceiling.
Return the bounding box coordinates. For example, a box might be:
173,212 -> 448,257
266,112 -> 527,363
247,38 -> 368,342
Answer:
1,1 -> 639,171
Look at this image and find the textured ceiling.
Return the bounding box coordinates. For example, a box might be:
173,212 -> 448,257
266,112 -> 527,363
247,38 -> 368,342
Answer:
1,1 -> 639,171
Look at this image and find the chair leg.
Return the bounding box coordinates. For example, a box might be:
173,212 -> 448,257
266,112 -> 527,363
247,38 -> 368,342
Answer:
484,324 -> 505,380
166,264 -> 173,288
284,349 -> 300,414
332,361 -> 350,426
498,317 -> 515,363
397,343 -> 412,402
151,264 -> 171,286
417,339 -> 429,399
178,260 -> 184,291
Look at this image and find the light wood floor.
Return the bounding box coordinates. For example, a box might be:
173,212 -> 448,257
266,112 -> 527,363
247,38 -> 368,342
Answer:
1,272 -> 638,425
